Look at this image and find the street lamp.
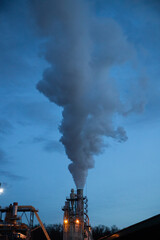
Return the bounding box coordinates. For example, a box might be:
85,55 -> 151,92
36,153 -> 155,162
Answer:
0,183 -> 4,195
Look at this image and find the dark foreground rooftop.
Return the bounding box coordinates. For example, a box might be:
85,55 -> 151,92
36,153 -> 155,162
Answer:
99,214 -> 160,240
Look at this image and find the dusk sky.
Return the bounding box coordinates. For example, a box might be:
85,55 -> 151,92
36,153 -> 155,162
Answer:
0,0 -> 160,230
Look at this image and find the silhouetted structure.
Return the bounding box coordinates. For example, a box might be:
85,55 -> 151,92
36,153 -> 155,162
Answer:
92,225 -> 119,240
99,214 -> 160,240
0,203 -> 50,240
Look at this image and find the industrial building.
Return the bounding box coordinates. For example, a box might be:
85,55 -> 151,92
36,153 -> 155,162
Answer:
1,190 -> 160,240
62,189 -> 92,240
0,202 -> 50,240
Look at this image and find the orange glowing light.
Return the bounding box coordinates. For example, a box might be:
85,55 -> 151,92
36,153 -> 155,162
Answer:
64,219 -> 68,224
111,234 -> 120,238
75,219 -> 80,224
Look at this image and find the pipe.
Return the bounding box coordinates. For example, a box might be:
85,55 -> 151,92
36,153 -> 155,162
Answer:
34,211 -> 51,240
12,202 -> 18,217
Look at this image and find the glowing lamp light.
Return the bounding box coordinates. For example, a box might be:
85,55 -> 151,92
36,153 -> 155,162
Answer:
0,187 -> 4,194
112,234 -> 120,238
75,219 -> 80,224
64,219 -> 68,224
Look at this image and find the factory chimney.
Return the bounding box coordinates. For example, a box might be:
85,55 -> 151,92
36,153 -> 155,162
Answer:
62,189 -> 92,240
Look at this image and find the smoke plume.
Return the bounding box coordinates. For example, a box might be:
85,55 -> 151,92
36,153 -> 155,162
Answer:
32,0 -> 142,188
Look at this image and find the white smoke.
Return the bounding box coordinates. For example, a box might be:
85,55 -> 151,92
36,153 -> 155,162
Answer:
31,0 -> 144,188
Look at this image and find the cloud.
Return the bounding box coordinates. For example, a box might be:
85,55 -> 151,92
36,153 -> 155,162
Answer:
0,149 -> 24,181
0,149 -> 7,164
0,119 -> 13,135
0,170 -> 27,181
44,140 -> 64,153
3,100 -> 58,128
32,136 -> 46,143
32,136 -> 64,153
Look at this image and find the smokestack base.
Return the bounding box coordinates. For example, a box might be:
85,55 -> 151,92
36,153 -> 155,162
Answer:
77,189 -> 83,198
62,189 -> 92,240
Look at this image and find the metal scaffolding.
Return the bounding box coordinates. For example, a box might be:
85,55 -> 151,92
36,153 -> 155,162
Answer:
0,203 -> 51,240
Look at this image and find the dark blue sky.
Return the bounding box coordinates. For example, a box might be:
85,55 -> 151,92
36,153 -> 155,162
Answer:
0,0 -> 160,229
